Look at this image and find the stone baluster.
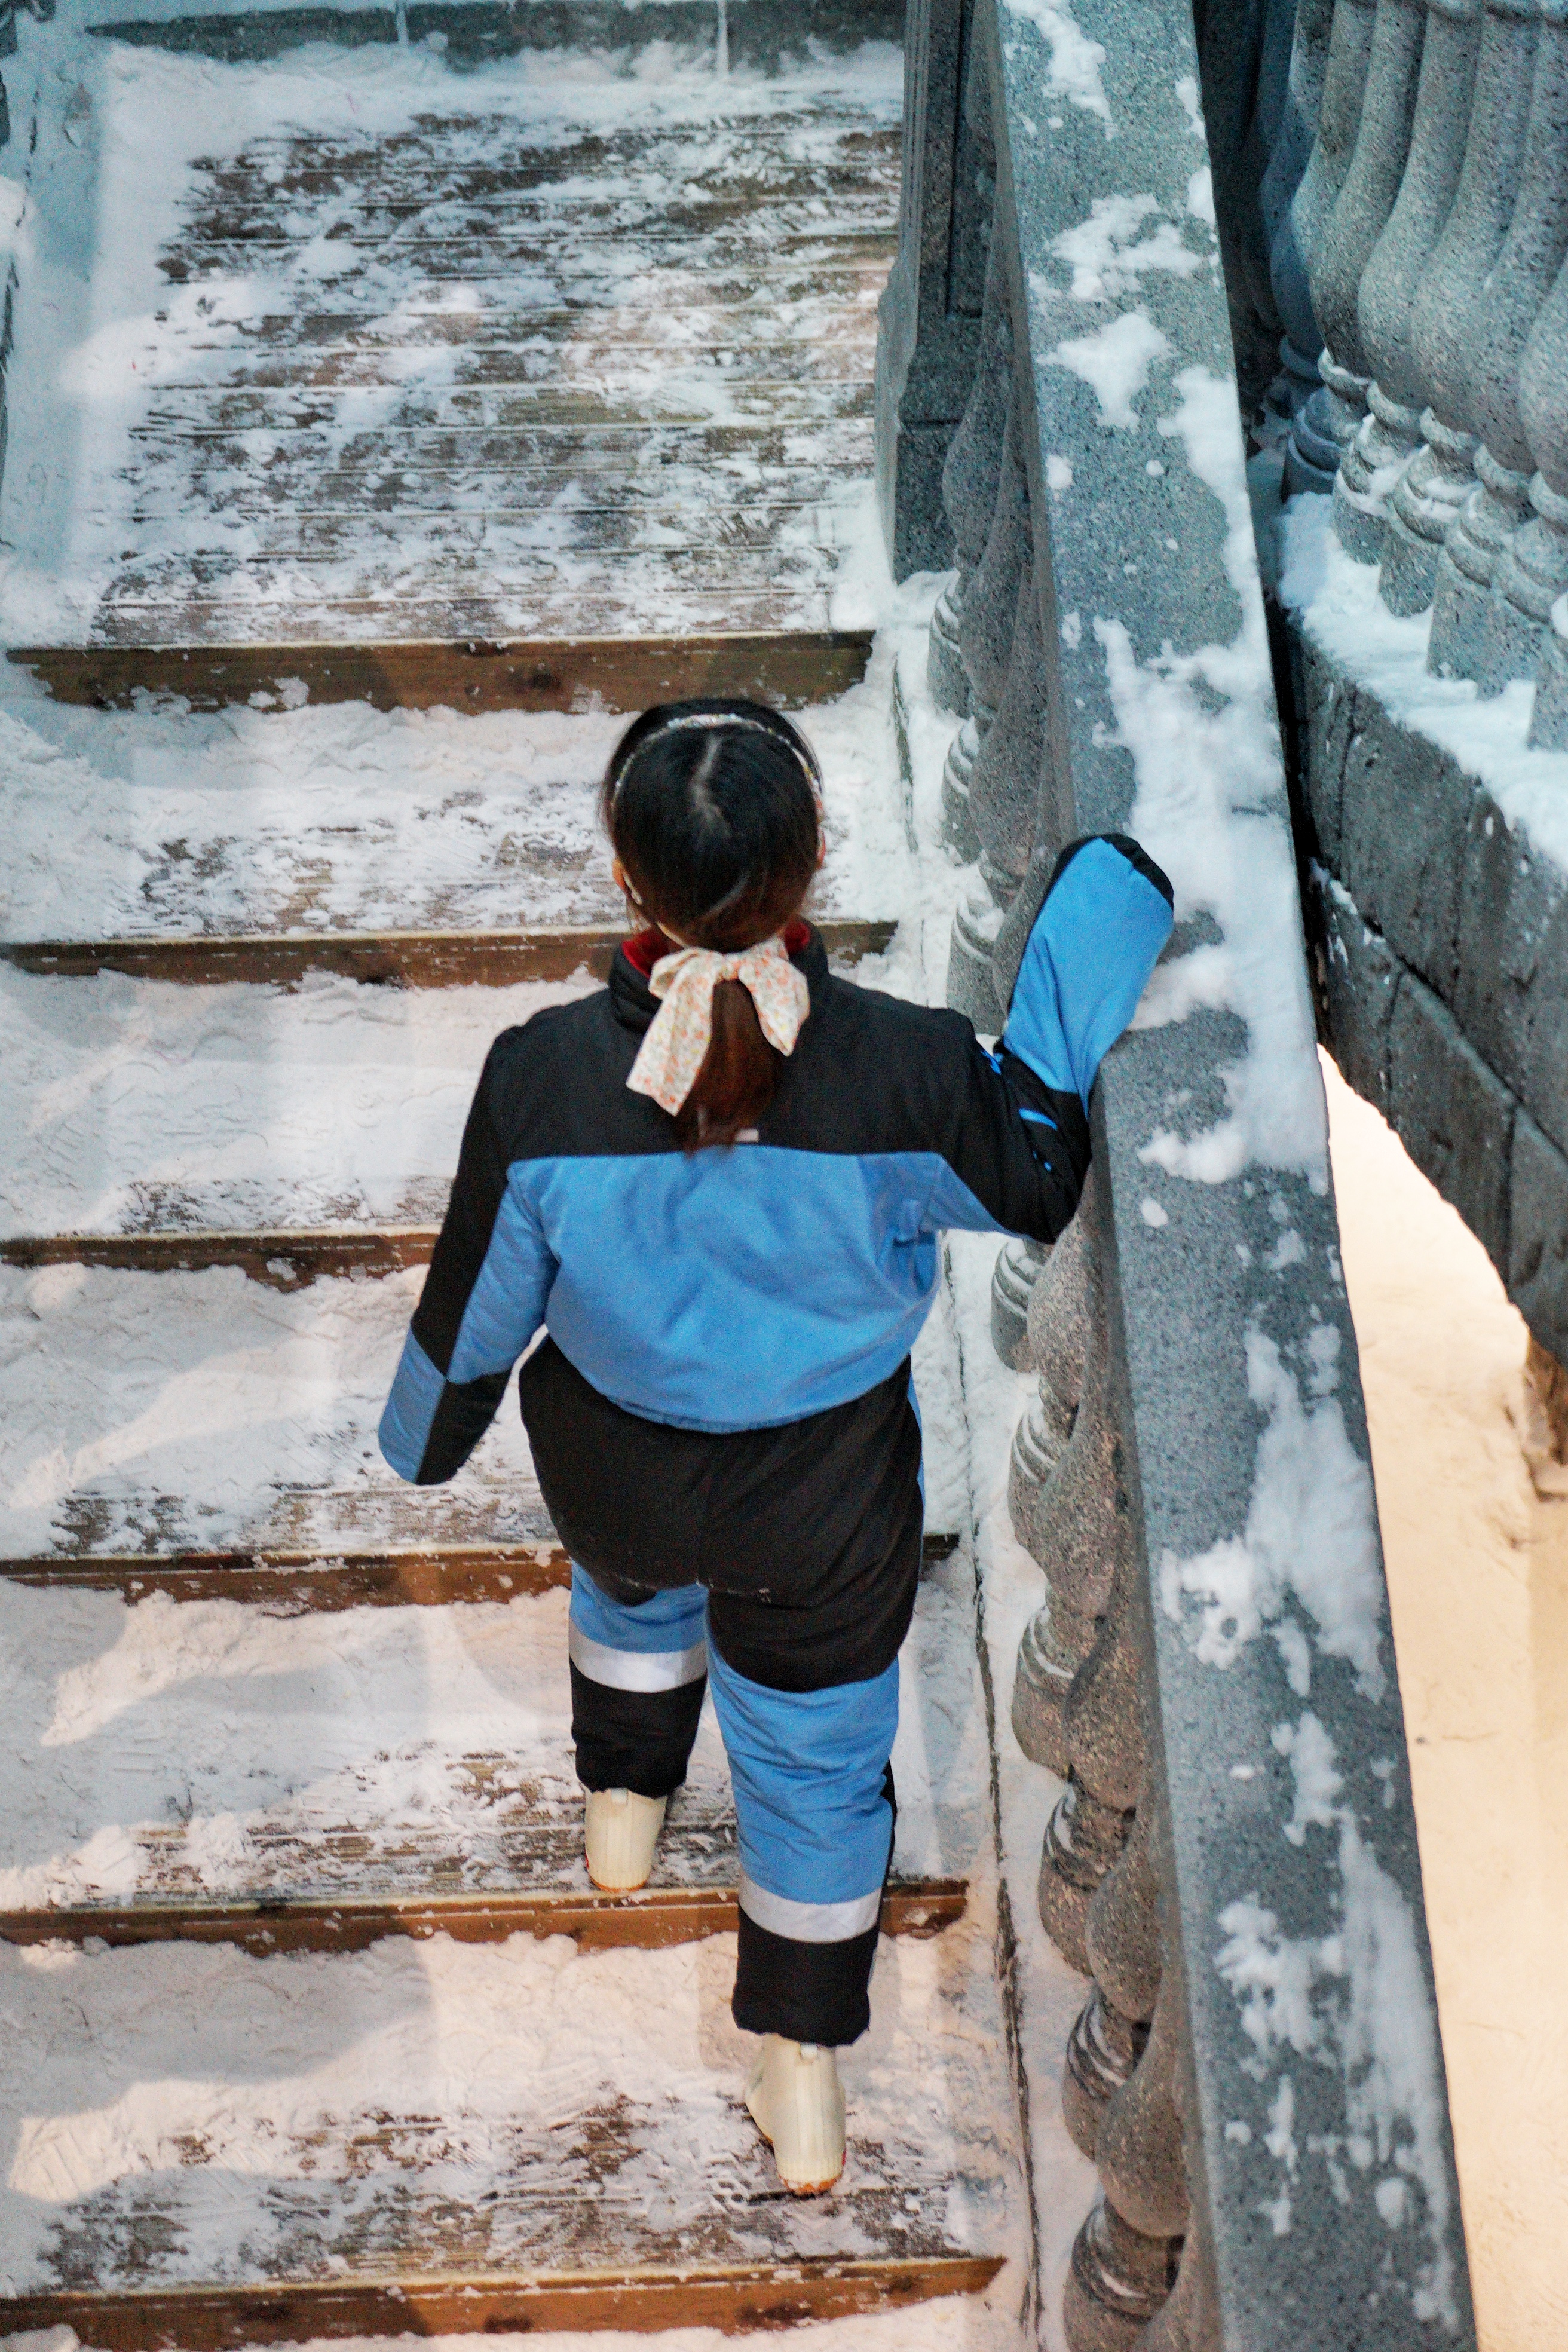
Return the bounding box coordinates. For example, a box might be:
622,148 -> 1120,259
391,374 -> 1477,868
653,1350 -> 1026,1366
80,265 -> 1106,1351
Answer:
1136,2207 -> 1220,2352
1284,0 -> 1382,491
1062,1783 -> 1190,2352
1006,1195 -> 1092,1535
1038,1496 -> 1141,1973
1301,0 -> 1429,502
1010,1195 -> 1100,1773
930,229 -> 1012,723
991,1237 -> 1049,1366
1062,1781 -> 1161,2161
948,539 -> 1054,1031
1446,4 -> 1568,689
1380,0 -> 1542,614
1262,0 -> 1336,421
1235,0 -> 1301,409
1335,0 -> 1481,560
944,388 -> 1033,1030
1197,0 -> 1277,413
939,343 -> 1025,871
1519,237 -> 1568,742
1064,1969 -> 1190,2352
1127,1968 -> 1220,2352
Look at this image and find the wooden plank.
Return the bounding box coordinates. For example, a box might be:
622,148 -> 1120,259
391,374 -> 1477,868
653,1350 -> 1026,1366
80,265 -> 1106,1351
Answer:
161,310 -> 884,351
0,1878 -> 969,1958
76,596 -> 843,646
96,546 -> 849,600
0,2257 -> 1004,2347
128,423 -> 874,466
137,344 -> 875,391
0,917 -> 896,987
0,1534 -> 960,1607
186,133 -> 899,206
0,1546 -> 573,1607
0,1229 -> 437,1287
140,262 -> 890,321
120,491 -> 847,532
160,232 -> 895,283
8,630 -> 874,714
128,383 -> 873,431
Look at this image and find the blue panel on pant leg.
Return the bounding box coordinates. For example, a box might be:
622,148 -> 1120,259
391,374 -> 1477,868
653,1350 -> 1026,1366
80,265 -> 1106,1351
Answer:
706,1645 -> 897,1918
568,1563 -> 708,1690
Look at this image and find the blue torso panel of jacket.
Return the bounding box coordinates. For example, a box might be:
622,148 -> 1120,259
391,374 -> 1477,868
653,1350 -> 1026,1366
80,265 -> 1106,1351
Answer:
381,833 -> 1174,1484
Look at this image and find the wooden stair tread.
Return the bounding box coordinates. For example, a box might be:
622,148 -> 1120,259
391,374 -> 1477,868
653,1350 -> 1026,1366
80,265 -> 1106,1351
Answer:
0,919 -> 896,981
14,624 -> 873,699
0,1833 -> 1014,2332
0,1881 -> 969,1955
0,2261 -> 1006,2345
93,549 -> 859,602
0,1263 -> 967,1563
0,1563 -> 972,1941
0,1533 -> 960,1603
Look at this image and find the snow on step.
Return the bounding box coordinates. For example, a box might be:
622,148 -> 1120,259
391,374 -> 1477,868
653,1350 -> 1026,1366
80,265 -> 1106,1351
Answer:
0,972 -> 597,1236
0,679 -> 909,942
0,921 -> 921,1235
0,33 -> 901,651
0,1559 -> 981,1919
0,1260 -> 969,1560
0,1895 -> 1019,2330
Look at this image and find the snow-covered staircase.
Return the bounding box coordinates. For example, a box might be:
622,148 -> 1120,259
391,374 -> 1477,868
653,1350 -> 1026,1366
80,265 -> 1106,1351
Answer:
5,14 -> 896,710
0,7 -> 1039,2343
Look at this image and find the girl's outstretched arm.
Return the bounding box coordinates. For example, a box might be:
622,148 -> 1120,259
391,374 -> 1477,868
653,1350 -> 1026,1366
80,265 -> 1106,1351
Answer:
927,832 -> 1174,1242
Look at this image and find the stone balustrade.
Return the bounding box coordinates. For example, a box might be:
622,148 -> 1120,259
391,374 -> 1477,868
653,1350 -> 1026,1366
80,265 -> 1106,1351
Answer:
1232,0 -> 1568,1433
1268,0 -> 1568,699
877,0 -> 1474,2341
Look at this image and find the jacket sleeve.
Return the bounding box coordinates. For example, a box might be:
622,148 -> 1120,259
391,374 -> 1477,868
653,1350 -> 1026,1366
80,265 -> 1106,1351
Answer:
379,1034 -> 558,1486
927,832 -> 1174,1242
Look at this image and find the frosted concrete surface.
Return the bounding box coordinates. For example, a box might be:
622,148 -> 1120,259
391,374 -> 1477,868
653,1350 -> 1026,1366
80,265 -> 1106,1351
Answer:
1328,1052 -> 1568,2352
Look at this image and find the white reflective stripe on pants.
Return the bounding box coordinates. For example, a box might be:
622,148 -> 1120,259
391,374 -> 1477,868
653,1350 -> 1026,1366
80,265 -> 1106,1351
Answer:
568,1622 -> 709,1693
737,1871 -> 883,1943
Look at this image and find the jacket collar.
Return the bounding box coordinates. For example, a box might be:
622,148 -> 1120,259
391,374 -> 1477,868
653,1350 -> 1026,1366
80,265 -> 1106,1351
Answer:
608,920 -> 829,1036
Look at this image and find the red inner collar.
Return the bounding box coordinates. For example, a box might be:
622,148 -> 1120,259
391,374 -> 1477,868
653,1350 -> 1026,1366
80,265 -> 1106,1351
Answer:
623,920 -> 810,979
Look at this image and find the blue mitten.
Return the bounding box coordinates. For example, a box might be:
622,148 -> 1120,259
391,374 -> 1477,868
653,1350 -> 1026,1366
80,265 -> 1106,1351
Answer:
1002,834 -> 1175,1108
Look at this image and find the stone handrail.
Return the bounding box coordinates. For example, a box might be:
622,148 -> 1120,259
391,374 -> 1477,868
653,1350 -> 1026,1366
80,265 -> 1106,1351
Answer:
877,0 -> 1477,2342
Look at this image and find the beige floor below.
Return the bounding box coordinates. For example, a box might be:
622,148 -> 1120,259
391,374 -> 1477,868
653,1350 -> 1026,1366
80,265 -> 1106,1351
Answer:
1326,1054 -> 1568,2351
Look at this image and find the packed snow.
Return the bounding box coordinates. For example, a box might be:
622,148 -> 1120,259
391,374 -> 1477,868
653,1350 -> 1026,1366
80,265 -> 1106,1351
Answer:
1278,494 -> 1568,878
0,17 -> 901,641
0,635 -> 911,943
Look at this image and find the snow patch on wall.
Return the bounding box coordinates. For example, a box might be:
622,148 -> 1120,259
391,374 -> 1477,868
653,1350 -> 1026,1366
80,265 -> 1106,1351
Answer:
1091,367 -> 1325,1181
1159,1327 -> 1385,1701
1002,0 -> 1111,129
1047,307 -> 1169,430
1278,495 -> 1568,877
1045,192 -> 1202,302
1214,1784 -> 1460,2327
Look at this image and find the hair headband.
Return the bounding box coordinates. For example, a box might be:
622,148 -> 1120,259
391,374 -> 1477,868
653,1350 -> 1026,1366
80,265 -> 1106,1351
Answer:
610,709 -> 823,806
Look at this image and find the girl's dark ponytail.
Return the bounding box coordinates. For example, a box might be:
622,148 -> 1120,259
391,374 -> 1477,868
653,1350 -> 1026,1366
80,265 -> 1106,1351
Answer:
602,699 -> 822,1149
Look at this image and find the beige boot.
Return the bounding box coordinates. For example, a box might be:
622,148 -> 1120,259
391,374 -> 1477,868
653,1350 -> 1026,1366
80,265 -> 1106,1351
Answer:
583,1787 -> 666,1891
745,2034 -> 846,2194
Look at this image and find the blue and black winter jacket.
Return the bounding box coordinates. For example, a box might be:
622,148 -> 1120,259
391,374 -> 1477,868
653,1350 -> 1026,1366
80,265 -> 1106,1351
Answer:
381,834 -> 1174,1525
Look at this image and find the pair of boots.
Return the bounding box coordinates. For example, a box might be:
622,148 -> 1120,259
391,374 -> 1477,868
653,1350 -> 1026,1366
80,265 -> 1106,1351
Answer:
585,1786 -> 845,2195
